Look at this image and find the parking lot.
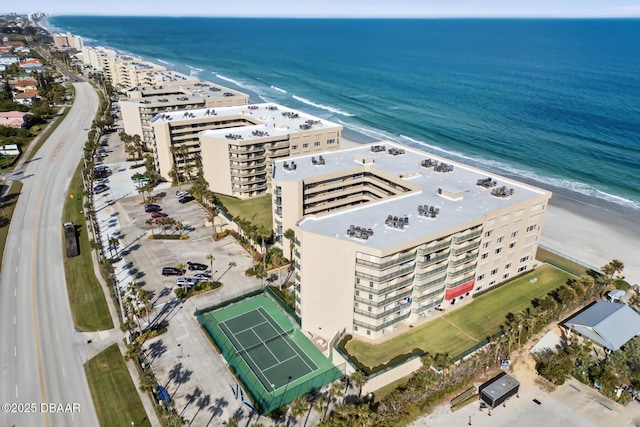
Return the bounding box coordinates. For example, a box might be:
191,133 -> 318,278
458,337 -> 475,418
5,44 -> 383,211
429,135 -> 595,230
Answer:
91,133 -> 271,426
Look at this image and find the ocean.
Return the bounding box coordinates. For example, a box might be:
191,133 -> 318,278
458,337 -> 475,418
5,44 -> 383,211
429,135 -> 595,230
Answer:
47,17 -> 640,214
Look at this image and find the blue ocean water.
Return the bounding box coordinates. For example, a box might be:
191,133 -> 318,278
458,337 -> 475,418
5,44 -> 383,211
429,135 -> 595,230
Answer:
48,17 -> 640,212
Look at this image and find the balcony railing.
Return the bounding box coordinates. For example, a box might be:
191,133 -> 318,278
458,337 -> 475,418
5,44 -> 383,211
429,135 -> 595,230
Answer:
448,263 -> 477,278
354,289 -> 413,308
355,251 -> 417,270
417,251 -> 450,268
354,276 -> 414,295
451,239 -> 481,255
449,252 -> 479,267
420,239 -> 452,255
452,228 -> 483,243
354,301 -> 411,320
415,286 -> 446,302
416,264 -> 448,281
447,273 -> 476,289
355,264 -> 415,284
415,275 -> 446,291
353,312 -> 411,332
415,299 -> 443,313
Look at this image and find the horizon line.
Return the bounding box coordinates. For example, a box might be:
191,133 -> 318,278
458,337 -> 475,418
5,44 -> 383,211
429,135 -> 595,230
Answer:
40,14 -> 640,20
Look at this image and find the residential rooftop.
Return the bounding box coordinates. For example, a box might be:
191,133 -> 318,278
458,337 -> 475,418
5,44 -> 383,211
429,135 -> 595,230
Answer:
150,102 -> 341,140
126,80 -> 245,103
280,141 -> 549,250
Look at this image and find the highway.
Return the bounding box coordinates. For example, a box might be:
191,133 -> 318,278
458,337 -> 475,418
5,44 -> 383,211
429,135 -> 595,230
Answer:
0,82 -> 100,426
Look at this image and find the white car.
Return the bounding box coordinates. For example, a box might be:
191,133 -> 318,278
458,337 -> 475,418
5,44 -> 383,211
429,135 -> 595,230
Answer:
176,277 -> 199,287
176,190 -> 189,199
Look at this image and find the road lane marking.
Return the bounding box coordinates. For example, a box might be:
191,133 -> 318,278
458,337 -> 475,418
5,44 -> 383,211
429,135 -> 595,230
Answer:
14,315 -> 16,324
62,367 -> 66,377
16,384 -> 18,397
15,346 -> 17,357
18,247 -> 20,254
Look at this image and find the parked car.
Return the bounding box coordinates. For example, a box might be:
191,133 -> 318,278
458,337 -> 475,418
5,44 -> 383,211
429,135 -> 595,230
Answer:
150,212 -> 168,218
178,195 -> 195,204
92,184 -> 109,194
194,273 -> 212,281
187,261 -> 208,271
145,204 -> 162,213
176,190 -> 189,199
162,267 -> 183,276
176,277 -> 199,287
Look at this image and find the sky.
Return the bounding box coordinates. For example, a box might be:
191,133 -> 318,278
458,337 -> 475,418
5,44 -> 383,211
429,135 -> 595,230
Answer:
4,0 -> 640,18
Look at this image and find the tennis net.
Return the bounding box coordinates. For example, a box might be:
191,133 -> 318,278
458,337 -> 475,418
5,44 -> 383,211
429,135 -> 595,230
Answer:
236,326 -> 295,356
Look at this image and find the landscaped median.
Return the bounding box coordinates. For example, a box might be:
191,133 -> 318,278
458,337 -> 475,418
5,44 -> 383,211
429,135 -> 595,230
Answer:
344,264 -> 575,371
84,344 -> 147,427
62,163 -> 113,331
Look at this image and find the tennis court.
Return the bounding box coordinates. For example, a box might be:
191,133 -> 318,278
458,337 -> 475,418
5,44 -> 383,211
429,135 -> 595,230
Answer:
198,296 -> 343,413
219,307 -> 317,391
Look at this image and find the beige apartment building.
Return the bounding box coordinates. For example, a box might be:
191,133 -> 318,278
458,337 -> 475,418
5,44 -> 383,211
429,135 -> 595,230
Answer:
120,81 -> 249,146
271,142 -> 551,341
149,103 -> 342,198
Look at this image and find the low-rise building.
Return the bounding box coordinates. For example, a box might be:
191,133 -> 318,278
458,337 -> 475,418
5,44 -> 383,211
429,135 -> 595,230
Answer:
271,141 -> 551,341
0,111 -> 29,128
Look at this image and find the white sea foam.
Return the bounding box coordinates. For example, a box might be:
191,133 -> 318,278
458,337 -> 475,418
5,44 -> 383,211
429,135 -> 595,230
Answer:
216,74 -> 248,90
156,58 -> 174,66
270,85 -> 288,94
292,95 -> 354,117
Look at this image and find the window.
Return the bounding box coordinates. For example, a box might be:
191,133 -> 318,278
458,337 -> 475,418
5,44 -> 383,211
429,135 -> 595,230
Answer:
526,225 -> 536,232
484,230 -> 493,237
509,242 -> 516,249
354,325 -> 358,331
366,330 -> 371,336
503,273 -> 510,279
477,274 -> 485,281
368,294 -> 373,300
520,256 -> 529,263
489,280 -> 496,286
511,231 -> 518,238
327,138 -> 335,144
354,302 -> 359,308
356,278 -> 360,284
505,263 -> 511,269
481,253 -> 489,260
291,145 -> 298,150
497,236 -> 504,243
314,141 -> 321,147
369,281 -> 374,288
491,268 -> 498,275
303,143 -> 309,148
518,266 -> 528,273
367,306 -> 372,312
495,248 -> 502,254
482,242 -> 490,249
355,290 -> 360,296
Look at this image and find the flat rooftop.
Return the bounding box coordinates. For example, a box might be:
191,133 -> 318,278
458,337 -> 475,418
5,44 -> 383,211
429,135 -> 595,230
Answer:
281,141 -> 549,250
150,103 -> 342,141
125,80 -> 246,104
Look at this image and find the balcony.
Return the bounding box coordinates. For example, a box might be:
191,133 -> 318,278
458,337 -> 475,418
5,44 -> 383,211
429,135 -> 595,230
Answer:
354,289 -> 413,308
355,251 -> 417,270
452,228 -> 483,243
229,145 -> 266,154
447,273 -> 476,289
419,239 -> 452,255
451,239 -> 481,255
353,312 -> 411,332
414,286 -> 446,302
448,263 -> 477,278
354,301 -> 411,320
449,252 -> 479,267
417,251 -> 450,268
415,275 -> 446,291
416,264 -> 448,281
415,299 -> 442,313
355,276 -> 414,295
355,264 -> 415,284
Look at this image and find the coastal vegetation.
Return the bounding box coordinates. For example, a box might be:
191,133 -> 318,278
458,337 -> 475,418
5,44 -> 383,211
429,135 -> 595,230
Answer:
0,181 -> 22,269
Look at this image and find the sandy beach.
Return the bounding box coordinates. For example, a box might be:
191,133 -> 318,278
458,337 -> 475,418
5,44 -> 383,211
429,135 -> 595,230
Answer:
340,136 -> 639,285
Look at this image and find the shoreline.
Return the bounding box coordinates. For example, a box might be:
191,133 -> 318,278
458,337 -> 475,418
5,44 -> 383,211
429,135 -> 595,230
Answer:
40,19 -> 638,282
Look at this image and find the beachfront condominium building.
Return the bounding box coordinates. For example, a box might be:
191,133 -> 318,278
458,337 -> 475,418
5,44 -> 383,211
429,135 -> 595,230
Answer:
52,32 -> 83,51
120,81 -> 249,147
150,103 -> 342,198
271,142 -> 551,341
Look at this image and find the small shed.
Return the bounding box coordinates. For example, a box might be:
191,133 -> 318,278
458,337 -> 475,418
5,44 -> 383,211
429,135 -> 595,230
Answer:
479,372 -> 519,408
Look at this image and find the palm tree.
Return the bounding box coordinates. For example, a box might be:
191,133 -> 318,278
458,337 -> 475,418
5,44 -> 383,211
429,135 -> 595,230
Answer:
289,396 -> 308,426
108,235 -> 119,258
330,381 -> 346,406
284,228 -> 295,263
312,395 -> 328,420
350,371 -> 367,399
145,218 -> 156,236
206,253 -> 215,271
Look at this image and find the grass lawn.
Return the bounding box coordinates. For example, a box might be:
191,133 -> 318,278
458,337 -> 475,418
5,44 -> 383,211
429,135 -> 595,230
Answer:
346,264 -> 574,368
0,181 -> 23,270
536,247 -> 589,277
62,163 -> 113,331
84,344 -> 148,427
216,193 -> 273,234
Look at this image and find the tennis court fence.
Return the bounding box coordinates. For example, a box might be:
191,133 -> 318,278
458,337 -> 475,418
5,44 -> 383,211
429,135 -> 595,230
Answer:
200,316 -> 344,414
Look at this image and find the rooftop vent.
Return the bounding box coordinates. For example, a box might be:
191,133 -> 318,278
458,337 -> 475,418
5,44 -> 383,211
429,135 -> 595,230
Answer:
158,98 -> 168,102
251,130 -> 269,137
266,105 -> 279,111
491,186 -> 515,198
417,204 -> 440,219
204,108 -> 216,116
371,144 -> 386,153
223,92 -> 234,97
247,105 -> 259,110
299,119 -> 321,130
225,133 -> 243,140
283,161 -> 297,171
477,177 -> 497,188
282,111 -> 300,119
420,159 -> 436,168
388,147 -> 405,156
385,215 -> 409,230
434,162 -> 454,173
346,225 -> 374,240
311,155 -> 325,166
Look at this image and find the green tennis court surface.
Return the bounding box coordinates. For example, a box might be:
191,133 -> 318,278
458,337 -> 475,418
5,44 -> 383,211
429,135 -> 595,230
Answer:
198,296 -> 343,413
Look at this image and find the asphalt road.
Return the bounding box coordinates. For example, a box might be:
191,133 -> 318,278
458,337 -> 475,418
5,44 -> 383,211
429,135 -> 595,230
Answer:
0,82 -> 100,427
